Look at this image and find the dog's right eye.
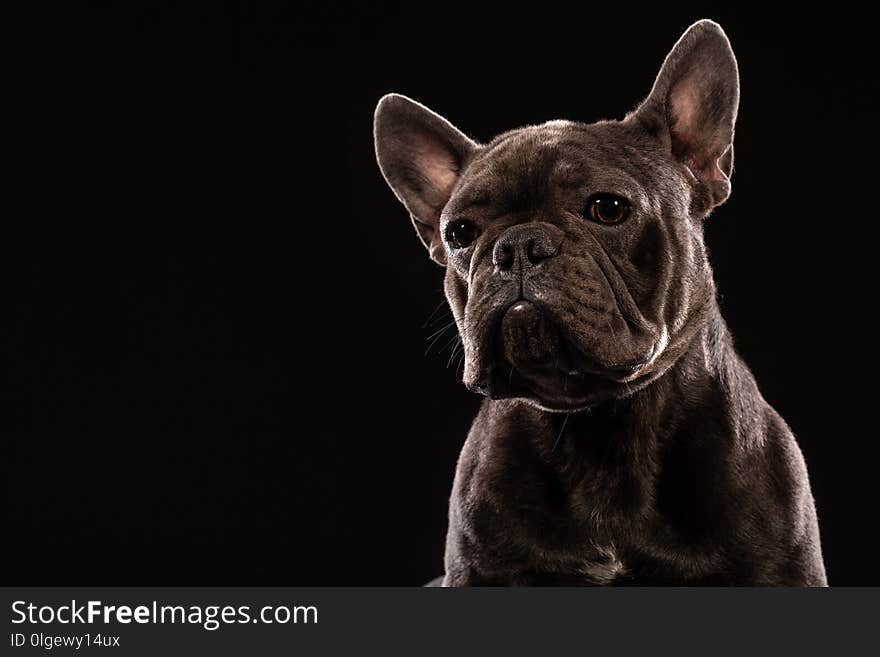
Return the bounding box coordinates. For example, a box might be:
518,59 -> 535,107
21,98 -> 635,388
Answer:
445,219 -> 479,249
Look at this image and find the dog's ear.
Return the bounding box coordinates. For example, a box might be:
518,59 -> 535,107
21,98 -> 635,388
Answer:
374,94 -> 478,265
629,20 -> 739,214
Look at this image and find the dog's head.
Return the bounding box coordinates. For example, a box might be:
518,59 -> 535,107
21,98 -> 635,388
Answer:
374,20 -> 739,412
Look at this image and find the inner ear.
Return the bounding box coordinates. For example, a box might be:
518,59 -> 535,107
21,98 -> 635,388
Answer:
630,20 -> 740,212
412,139 -> 460,208
667,59 -> 737,184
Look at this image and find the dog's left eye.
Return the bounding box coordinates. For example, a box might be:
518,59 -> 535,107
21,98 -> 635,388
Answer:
586,194 -> 631,224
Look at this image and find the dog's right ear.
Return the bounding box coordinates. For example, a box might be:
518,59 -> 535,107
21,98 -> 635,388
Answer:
374,94 -> 478,266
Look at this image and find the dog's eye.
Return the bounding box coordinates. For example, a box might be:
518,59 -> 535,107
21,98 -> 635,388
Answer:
445,219 -> 479,249
586,194 -> 631,224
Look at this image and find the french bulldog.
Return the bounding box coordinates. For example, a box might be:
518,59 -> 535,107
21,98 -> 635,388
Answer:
374,20 -> 827,585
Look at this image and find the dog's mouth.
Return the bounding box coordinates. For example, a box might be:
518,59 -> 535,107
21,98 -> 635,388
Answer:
470,300 -> 655,411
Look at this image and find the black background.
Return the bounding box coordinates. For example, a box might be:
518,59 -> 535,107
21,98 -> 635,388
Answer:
5,2 -> 878,585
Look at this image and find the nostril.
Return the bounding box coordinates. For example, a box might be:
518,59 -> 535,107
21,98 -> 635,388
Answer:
526,238 -> 558,264
525,239 -> 540,264
493,242 -> 515,269
493,224 -> 562,272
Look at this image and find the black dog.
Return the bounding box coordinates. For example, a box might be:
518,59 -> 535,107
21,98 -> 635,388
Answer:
374,20 -> 826,585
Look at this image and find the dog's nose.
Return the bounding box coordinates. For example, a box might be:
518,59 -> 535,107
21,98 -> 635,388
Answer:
492,223 -> 562,273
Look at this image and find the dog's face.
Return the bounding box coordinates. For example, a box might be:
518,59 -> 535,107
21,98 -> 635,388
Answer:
375,20 -> 739,412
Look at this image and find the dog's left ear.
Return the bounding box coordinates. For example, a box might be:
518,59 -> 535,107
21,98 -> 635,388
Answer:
629,20 -> 740,214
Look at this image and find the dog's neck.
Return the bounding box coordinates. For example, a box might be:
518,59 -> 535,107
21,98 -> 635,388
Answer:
503,300 -> 751,529
554,300 -> 732,427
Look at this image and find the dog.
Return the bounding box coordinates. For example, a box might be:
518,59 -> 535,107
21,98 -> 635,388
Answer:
374,19 -> 827,586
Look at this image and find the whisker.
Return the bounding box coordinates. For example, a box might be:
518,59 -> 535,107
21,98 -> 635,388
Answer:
551,413 -> 570,454
439,331 -> 461,356
425,319 -> 457,341
446,338 -> 463,369
424,320 -> 458,356
422,298 -> 449,328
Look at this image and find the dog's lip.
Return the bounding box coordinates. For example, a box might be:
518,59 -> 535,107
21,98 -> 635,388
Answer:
477,363 -> 596,408
554,327 -> 655,381
580,344 -> 654,378
469,299 -> 659,404
490,300 -> 656,379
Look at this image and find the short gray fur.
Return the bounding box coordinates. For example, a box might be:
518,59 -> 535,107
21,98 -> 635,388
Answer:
374,20 -> 826,586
